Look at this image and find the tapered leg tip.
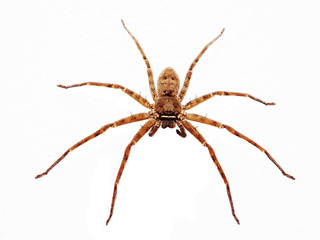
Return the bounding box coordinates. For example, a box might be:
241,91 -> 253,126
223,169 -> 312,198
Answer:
106,215 -> 112,225
35,173 -> 47,179
233,215 -> 240,225
285,174 -> 295,180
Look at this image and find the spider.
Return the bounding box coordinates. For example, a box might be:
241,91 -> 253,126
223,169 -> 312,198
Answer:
36,20 -> 295,225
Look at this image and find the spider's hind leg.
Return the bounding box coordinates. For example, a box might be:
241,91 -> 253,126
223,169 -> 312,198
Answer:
178,28 -> 225,102
121,20 -> 157,101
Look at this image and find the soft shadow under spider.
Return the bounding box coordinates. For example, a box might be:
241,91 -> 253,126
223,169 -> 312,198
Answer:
36,19 -> 295,226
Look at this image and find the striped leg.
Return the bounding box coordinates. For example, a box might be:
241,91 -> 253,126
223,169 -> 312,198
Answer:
185,91 -> 275,110
178,28 -> 225,102
186,113 -> 295,180
106,119 -> 156,225
182,120 -> 240,224
35,113 -> 150,179
121,20 -> 157,101
58,82 -> 152,109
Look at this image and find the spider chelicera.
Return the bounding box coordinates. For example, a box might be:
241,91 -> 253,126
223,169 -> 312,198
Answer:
36,20 -> 295,225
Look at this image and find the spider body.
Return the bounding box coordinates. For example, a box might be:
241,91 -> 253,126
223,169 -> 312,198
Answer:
155,96 -> 181,119
157,67 -> 180,97
36,20 -> 294,226
154,67 -> 184,132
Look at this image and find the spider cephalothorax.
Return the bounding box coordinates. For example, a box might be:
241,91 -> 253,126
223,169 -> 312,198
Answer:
36,20 -> 295,226
154,69 -> 183,130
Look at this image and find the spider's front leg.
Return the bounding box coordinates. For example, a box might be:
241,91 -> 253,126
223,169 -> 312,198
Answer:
182,120 -> 240,224
106,119 -> 156,225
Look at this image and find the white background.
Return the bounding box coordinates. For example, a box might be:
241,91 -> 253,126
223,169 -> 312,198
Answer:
1,0 -> 319,239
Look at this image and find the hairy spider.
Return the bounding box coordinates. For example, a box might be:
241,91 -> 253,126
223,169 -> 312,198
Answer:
36,20 -> 295,225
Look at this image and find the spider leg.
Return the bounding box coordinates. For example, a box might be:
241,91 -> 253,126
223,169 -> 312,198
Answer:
176,120 -> 187,138
106,119 -> 156,225
58,82 -> 152,109
178,28 -> 225,102
182,120 -> 239,224
185,91 -> 275,110
186,113 -> 295,180
35,113 -> 150,179
121,20 -> 157,101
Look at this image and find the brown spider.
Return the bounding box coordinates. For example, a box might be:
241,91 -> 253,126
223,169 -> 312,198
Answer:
36,20 -> 295,225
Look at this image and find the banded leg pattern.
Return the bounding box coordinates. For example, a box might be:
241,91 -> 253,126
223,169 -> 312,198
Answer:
121,20 -> 157,101
106,119 -> 156,225
182,120 -> 240,224
186,113 -> 295,180
185,91 -> 275,110
58,82 -> 152,109
178,28 -> 225,102
35,113 -> 150,179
